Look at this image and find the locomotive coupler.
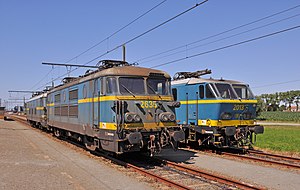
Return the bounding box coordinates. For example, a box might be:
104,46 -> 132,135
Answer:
147,135 -> 161,157
127,132 -> 142,145
169,129 -> 185,151
249,125 -> 264,134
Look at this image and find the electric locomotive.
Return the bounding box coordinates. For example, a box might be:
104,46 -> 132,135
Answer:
26,92 -> 48,129
171,69 -> 264,149
27,60 -> 184,156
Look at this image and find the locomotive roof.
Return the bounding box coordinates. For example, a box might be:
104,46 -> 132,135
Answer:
28,92 -> 47,102
49,66 -> 171,93
171,77 -> 245,85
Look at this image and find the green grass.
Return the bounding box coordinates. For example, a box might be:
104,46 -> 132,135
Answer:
258,111 -> 300,122
255,125 -> 300,153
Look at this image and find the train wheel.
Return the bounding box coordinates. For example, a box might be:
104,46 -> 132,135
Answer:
54,129 -> 61,137
83,136 -> 96,151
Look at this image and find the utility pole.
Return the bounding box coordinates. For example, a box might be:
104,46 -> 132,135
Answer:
122,45 -> 126,62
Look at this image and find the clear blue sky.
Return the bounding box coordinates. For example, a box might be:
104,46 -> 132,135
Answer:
1,0 -> 300,107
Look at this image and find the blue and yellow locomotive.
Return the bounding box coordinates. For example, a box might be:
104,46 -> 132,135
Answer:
26,92 -> 48,128
171,69 -> 264,149
26,60 -> 184,155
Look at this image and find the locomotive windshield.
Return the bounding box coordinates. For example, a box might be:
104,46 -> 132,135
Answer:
214,83 -> 237,99
232,84 -> 254,99
147,77 -> 170,95
119,77 -> 145,95
107,76 -> 171,96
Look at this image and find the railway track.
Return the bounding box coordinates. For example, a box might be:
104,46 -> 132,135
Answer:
193,147 -> 300,171
220,151 -> 300,170
248,150 -> 300,164
10,115 -> 265,189
150,156 -> 264,190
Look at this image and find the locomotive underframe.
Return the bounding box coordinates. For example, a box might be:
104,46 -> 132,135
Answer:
184,124 -> 264,149
27,118 -> 184,155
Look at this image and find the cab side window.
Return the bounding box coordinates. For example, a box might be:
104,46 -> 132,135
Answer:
199,85 -> 204,99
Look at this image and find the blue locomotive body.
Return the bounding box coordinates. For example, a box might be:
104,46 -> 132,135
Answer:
26,93 -> 47,128
27,61 -> 184,155
172,70 -> 264,148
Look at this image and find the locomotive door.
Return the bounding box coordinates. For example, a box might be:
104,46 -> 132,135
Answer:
93,79 -> 100,129
187,85 -> 198,125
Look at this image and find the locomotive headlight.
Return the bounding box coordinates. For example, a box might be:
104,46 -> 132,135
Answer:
133,114 -> 141,122
168,113 -> 176,122
125,113 -> 134,122
220,112 -> 232,120
159,112 -> 175,122
159,113 -> 169,122
125,113 -> 141,123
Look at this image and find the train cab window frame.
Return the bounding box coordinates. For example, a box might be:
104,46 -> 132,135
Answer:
119,77 -> 145,95
214,83 -> 237,99
205,83 -> 217,99
232,84 -> 254,99
199,85 -> 204,99
106,77 -> 117,94
172,88 -> 177,101
147,77 -> 170,95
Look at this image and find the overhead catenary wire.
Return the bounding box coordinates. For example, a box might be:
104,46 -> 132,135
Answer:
66,0 -> 168,63
29,67 -> 54,90
82,0 -> 209,66
33,0 -> 168,92
34,0 -> 209,91
252,79 -> 300,89
134,4 -> 300,64
140,13 -> 300,64
150,25 -> 300,68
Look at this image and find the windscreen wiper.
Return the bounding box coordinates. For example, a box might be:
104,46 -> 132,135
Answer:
147,84 -> 162,99
120,84 -> 136,98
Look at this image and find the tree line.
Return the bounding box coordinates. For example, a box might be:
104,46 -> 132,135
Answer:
256,90 -> 300,113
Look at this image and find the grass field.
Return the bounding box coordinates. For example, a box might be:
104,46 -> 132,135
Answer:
254,125 -> 300,154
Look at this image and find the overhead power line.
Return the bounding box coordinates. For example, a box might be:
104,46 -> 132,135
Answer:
151,25 -> 300,68
30,67 -> 54,90
35,0 -> 209,91
82,0 -> 209,66
33,0 -> 168,91
66,0 -> 168,63
134,4 -> 300,64
140,13 -> 300,64
252,79 -> 300,89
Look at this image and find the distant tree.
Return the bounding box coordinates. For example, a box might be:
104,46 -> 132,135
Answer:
256,90 -> 300,112
293,94 -> 300,112
279,105 -> 286,111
